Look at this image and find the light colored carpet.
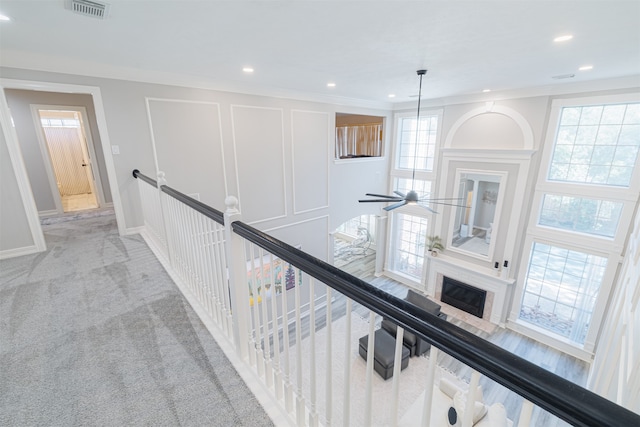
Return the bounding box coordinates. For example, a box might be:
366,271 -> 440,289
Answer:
0,215 -> 273,427
282,312 -> 464,427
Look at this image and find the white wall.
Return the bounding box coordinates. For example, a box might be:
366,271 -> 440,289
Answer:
0,121 -> 34,253
0,66 -> 392,259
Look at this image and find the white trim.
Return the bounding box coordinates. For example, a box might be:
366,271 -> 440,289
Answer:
507,319 -> 594,362
260,214 -> 328,233
144,97 -> 229,198
446,168 -> 508,263
30,105 -> 63,214
0,83 -> 46,253
0,244 -> 41,260
38,209 -> 59,217
123,226 -> 145,236
443,104 -> 535,150
0,79 -> 125,235
291,109 -> 330,215
230,104 -> 287,223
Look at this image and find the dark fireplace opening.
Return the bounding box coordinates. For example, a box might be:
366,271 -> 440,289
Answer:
441,276 -> 486,318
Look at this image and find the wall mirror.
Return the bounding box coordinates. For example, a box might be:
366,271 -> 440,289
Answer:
449,169 -> 507,260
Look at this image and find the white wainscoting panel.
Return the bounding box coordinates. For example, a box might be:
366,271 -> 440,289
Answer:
291,110 -> 329,214
231,105 -> 286,223
146,99 -> 227,208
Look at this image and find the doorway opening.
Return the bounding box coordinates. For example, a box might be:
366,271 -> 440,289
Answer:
35,108 -> 102,213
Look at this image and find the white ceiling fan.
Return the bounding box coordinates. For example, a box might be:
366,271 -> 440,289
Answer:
359,70 -> 466,213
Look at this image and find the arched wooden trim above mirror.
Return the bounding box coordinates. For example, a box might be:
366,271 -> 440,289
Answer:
444,104 -> 535,150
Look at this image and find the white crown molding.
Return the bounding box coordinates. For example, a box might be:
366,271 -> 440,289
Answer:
392,75 -> 640,110
0,50 -> 393,110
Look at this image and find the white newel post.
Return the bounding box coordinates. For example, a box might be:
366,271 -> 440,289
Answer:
157,171 -> 172,263
224,196 -> 250,360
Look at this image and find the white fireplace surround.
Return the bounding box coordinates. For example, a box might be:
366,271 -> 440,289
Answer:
425,255 -> 515,326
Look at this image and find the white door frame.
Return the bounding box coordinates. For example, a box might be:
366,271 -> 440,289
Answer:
0,79 -> 126,245
30,104 -> 106,214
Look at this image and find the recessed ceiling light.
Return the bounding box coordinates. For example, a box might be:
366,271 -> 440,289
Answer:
242,67 -> 254,73
579,65 -> 593,71
327,82 -> 336,88
388,94 -> 396,98
554,34 -> 573,42
482,89 -> 491,93
0,14 -> 11,21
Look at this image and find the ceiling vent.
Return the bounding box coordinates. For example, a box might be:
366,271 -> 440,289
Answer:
65,0 -> 110,19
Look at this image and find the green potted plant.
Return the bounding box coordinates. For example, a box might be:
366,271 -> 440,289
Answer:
427,235 -> 444,256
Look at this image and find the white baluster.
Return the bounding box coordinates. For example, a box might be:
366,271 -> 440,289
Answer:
391,326 -> 405,427
343,298 -> 352,427
519,399 -> 534,427
260,249 -> 273,387
325,287 -> 333,426
282,262 -> 293,414
248,243 -> 260,370
463,370 -> 481,427
364,311 -> 376,426
294,268 -> 305,426
308,278 -> 318,427
421,346 -> 439,427
270,253 -> 283,400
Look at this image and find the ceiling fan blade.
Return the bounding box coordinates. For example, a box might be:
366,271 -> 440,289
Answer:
425,201 -> 470,208
417,204 -> 439,214
359,198 -> 403,203
393,190 -> 407,198
365,193 -> 401,199
383,201 -> 408,211
418,197 -> 466,201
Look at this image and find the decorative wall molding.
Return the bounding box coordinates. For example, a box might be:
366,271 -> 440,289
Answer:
231,105 -> 287,224
444,104 -> 535,150
291,109 -> 330,215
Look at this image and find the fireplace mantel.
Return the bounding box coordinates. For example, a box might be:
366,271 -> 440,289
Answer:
425,254 -> 515,325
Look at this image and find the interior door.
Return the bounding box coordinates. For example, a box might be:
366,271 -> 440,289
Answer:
38,109 -> 99,212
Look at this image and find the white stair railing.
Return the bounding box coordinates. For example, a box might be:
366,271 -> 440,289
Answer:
133,169 -> 640,427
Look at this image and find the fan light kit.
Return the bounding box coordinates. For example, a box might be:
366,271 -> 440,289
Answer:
359,70 -> 466,213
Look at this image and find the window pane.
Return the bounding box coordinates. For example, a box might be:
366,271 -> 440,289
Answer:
396,115 -> 437,172
539,194 -> 622,237
549,103 -> 640,187
519,242 -> 607,345
390,213 -> 428,280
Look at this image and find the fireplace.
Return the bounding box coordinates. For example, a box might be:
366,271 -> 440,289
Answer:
441,276 -> 487,318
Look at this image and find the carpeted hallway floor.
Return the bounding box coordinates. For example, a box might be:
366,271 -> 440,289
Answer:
0,215 -> 274,427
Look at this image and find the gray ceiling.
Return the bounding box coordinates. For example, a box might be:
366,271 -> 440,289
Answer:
1,1 -> 639,105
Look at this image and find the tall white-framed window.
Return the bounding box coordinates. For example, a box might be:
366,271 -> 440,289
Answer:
511,94 -> 640,355
385,109 -> 443,284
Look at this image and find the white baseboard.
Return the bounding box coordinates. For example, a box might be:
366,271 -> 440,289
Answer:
38,209 -> 59,217
123,226 -> 145,236
0,244 -> 42,260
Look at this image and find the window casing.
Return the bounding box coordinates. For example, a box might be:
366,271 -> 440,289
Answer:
514,94 -> 640,353
386,110 -> 443,284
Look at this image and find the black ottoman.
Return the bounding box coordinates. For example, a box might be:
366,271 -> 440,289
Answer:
358,328 -> 410,380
